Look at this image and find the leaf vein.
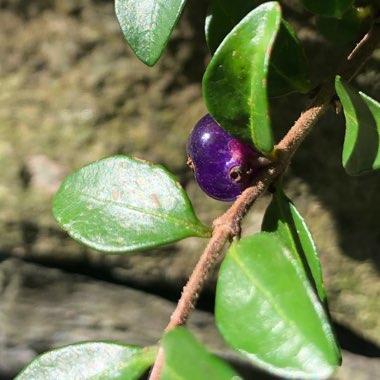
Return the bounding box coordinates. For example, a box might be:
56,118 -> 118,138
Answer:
70,190 -> 206,235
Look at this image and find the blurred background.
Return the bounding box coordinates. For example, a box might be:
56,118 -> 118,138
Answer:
0,0 -> 379,379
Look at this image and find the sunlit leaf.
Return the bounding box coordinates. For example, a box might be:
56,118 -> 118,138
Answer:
53,156 -> 210,253
205,0 -> 311,97
115,0 -> 187,66
162,328 -> 242,380
15,342 -> 157,380
203,1 -> 282,153
262,187 -> 326,303
335,76 -> 380,175
216,232 -> 341,379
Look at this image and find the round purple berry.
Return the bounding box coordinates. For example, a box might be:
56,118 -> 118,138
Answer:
187,114 -> 261,202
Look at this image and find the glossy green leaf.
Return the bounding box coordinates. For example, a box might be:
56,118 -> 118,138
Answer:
205,1 -> 311,97
262,187 -> 327,303
216,233 -> 341,379
115,0 -> 187,66
335,76 -> 380,175
162,328 -> 242,380
205,0 -> 261,54
15,342 -> 157,380
203,2 -> 282,154
302,0 -> 352,18
53,156 -> 210,253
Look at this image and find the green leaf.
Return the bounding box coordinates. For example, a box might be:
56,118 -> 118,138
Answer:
15,342 -> 157,380
203,1 -> 282,154
216,233 -> 341,379
262,187 -> 327,304
335,76 -> 380,175
316,7 -> 364,45
115,0 -> 187,66
268,20 -> 312,96
302,0 -> 353,18
162,328 -> 242,380
53,156 -> 210,253
205,0 -> 261,54
205,1 -> 311,97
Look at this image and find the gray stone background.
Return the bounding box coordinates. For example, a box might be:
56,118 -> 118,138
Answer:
0,0 -> 379,379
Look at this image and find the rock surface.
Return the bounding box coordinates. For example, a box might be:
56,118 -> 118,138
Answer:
1,259 -> 378,380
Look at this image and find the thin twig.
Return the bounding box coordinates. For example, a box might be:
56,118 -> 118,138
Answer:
148,24 -> 380,380
148,228 -> 230,380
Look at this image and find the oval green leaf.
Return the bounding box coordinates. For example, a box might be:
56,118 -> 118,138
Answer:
302,0 -> 352,18
262,187 -> 327,303
205,1 -> 311,97
53,156 -> 210,253
203,1 -> 282,154
162,327 -> 242,380
216,233 -> 341,379
205,0 -> 261,54
15,342 -> 157,380
335,76 -> 380,175
115,0 -> 187,66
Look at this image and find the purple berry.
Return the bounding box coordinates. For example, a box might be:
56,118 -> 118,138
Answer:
187,114 -> 261,202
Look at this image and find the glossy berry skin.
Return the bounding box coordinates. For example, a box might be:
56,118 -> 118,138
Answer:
187,114 -> 261,202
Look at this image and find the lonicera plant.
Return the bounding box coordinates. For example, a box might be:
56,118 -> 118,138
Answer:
15,1 -> 380,379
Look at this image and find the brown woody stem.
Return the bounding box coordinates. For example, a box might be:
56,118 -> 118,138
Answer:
148,24 -> 380,380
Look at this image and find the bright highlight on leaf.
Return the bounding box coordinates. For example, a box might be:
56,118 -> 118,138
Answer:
203,1 -> 282,154
262,187 -> 327,304
15,342 -> 157,380
215,233 -> 341,379
335,76 -> 380,175
115,0 -> 187,66
53,156 -> 210,253
162,328 -> 242,380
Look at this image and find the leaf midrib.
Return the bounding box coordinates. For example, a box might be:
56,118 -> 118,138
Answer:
230,243 -> 325,362
272,193 -> 326,303
164,365 -> 184,380
66,189 -> 208,236
102,349 -> 156,380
